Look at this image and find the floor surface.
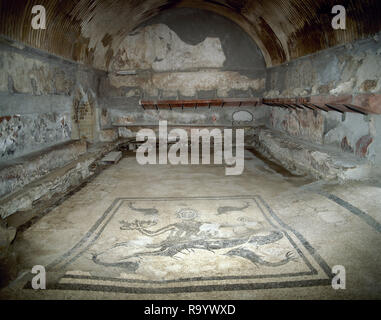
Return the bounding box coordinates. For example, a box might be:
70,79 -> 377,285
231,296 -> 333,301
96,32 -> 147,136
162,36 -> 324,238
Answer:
1,149 -> 380,299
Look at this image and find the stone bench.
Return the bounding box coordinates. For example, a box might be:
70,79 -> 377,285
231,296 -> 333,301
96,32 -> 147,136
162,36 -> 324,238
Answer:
0,140 -> 87,199
250,126 -> 372,181
0,139 -> 133,220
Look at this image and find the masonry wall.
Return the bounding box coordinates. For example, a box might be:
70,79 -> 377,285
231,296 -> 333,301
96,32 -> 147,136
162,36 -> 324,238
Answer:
262,33 -> 381,164
99,8 -> 266,131
2,9 -> 381,166
0,37 -> 107,162
265,32 -> 381,101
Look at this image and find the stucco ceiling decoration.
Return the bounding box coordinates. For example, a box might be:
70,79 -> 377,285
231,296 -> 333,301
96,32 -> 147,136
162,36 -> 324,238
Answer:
1,0 -> 380,70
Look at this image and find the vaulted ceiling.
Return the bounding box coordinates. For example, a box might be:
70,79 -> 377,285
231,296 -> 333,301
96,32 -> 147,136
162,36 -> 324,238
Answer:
1,0 -> 380,70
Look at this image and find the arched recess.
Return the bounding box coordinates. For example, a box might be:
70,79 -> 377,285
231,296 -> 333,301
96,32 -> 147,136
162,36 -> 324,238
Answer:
105,7 -> 268,100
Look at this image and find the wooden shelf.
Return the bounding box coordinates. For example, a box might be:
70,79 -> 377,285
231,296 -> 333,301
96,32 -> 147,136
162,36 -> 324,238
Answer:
139,97 -> 376,114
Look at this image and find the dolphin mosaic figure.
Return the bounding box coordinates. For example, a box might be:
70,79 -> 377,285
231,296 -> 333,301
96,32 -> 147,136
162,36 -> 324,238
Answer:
128,202 -> 159,215
216,202 -> 250,215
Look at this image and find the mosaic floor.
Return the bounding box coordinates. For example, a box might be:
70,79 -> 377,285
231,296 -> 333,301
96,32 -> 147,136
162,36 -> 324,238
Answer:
29,196 -> 331,294
1,150 -> 380,299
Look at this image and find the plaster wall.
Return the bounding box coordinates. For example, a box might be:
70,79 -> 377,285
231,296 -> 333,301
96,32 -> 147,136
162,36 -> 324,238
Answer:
264,34 -> 381,164
100,8 -> 266,129
0,38 -> 107,162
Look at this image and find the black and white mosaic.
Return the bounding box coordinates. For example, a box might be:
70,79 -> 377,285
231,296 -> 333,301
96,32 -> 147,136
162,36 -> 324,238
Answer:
26,196 -> 332,293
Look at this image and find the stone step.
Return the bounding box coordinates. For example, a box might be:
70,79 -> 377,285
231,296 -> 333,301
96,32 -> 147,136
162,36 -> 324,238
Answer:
100,151 -> 122,164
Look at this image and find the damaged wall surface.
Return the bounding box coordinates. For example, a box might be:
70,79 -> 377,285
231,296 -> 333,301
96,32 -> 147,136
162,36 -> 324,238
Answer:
0,2 -> 381,181
265,107 -> 381,163
100,8 -> 266,130
107,69 -> 265,99
0,114 -> 71,160
0,38 -> 107,162
103,8 -> 266,99
112,24 -> 227,72
265,32 -> 381,106
262,32 -> 381,163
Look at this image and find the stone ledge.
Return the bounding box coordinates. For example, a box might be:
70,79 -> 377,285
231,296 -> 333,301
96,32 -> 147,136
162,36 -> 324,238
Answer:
0,139 -> 133,219
0,140 -> 87,198
0,153 -> 94,219
251,126 -> 372,181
